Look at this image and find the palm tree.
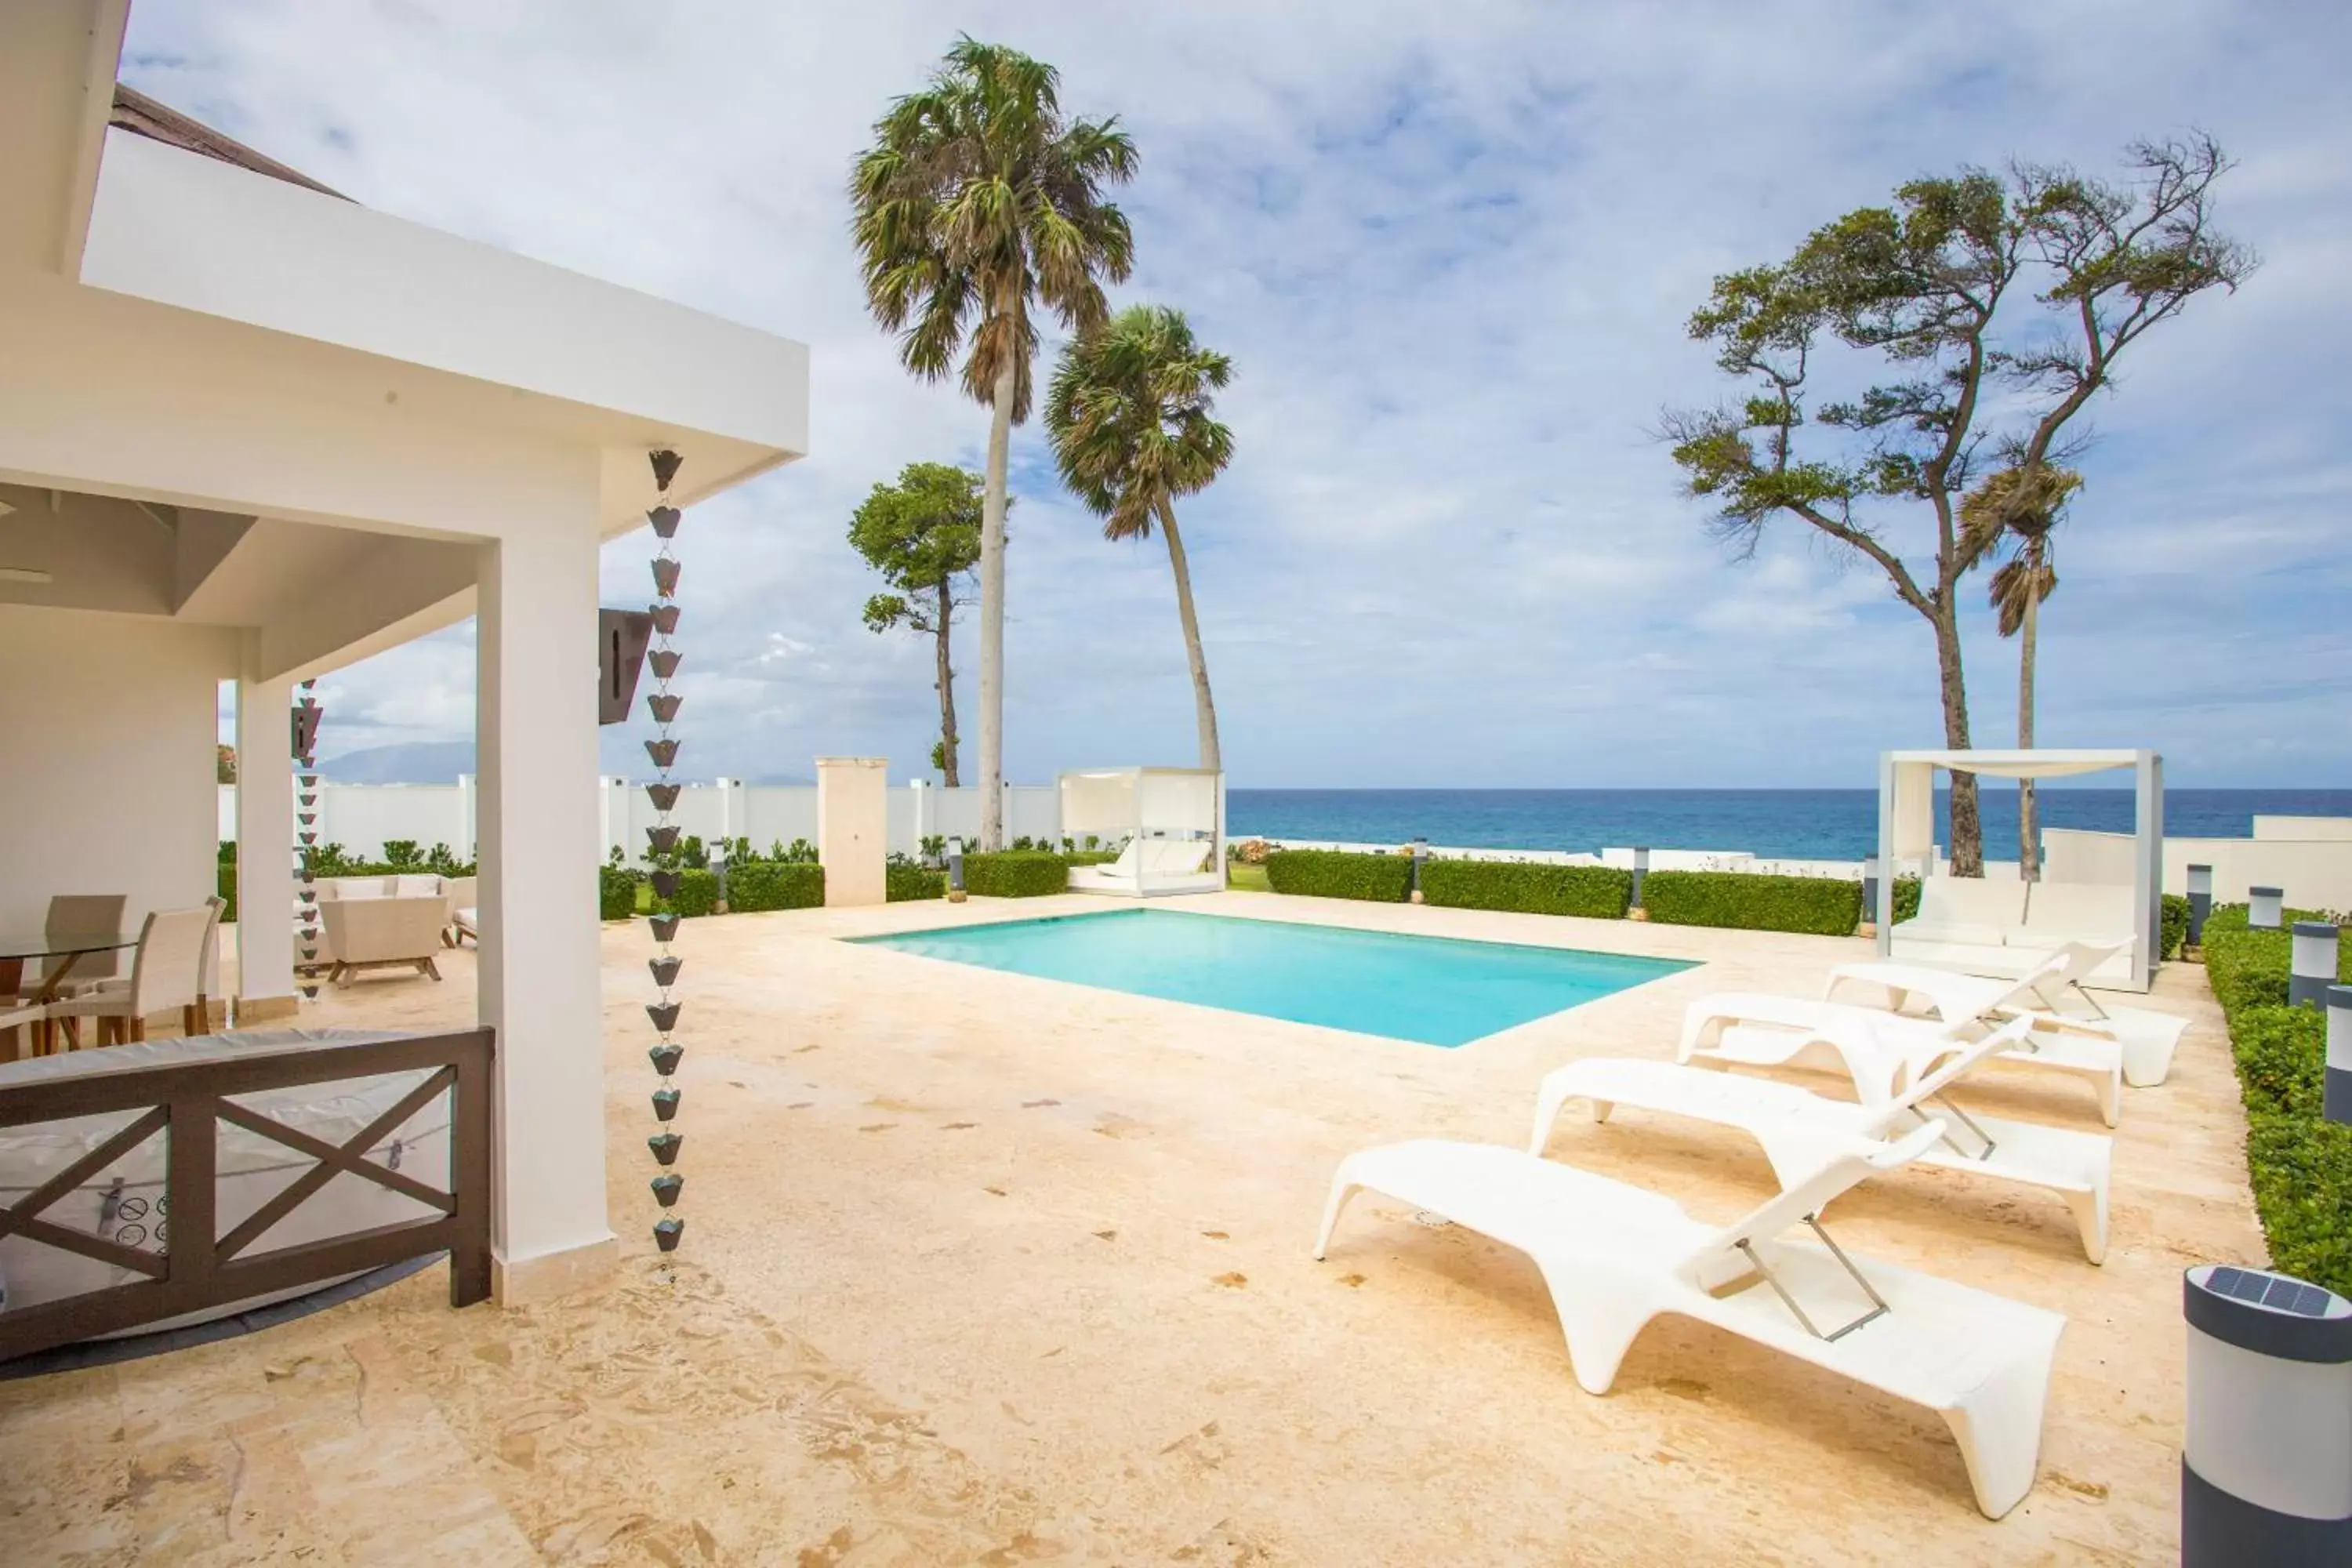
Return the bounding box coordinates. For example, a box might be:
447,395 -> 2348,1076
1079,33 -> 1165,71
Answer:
1045,304 -> 1235,771
850,38 -> 1136,848
1962,463 -> 2081,880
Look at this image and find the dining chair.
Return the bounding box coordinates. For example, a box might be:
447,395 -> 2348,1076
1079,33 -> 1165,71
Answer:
45,905 -> 212,1050
13,893 -> 127,1003
1,999 -> 44,1061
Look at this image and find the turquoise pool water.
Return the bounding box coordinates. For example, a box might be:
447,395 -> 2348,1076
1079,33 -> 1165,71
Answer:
851,909 -> 1692,1047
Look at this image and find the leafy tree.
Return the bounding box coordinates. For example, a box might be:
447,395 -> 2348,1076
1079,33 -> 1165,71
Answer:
849,462 -> 987,786
851,38 -> 1136,847
1045,305 -> 1235,771
1962,463 -> 2080,880
1663,136 -> 2252,873
216,743 -> 238,784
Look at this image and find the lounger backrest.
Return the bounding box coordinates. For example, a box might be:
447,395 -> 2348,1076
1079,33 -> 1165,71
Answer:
1152,839 -> 1210,877
1104,840 -> 1142,874
1875,1018 -> 2038,1125
1673,1123 -> 1947,1288
2020,881 -> 2134,938
1915,877 -> 2026,930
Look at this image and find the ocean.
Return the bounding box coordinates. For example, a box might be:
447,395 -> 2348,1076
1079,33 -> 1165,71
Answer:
1225,788 -> 2352,862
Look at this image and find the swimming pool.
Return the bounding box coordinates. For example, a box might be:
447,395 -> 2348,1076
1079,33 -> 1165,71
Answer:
851,909 -> 1693,1047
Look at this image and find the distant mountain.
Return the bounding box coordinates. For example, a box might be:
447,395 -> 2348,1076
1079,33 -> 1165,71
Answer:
316,740 -> 476,783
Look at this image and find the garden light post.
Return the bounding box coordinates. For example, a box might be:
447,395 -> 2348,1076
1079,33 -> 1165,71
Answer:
946,837 -> 967,903
2187,863 -> 2213,948
710,840 -> 730,916
1410,838 -> 1428,904
2180,1263 -> 2352,1564
2291,923 -> 2339,1011
2251,885 -> 2285,931
2326,987 -> 2352,1127
1631,846 -> 1650,913
1861,855 -> 1880,935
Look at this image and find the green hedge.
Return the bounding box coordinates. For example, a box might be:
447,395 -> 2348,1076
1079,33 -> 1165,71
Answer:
661,869 -> 720,919
2203,914 -> 2352,1294
887,863 -> 946,902
1641,869 -> 1862,937
962,851 -> 1071,898
1891,876 -> 1922,924
217,863 -> 238,923
2161,893 -> 2191,960
600,866 -> 641,921
1421,860 -> 1632,920
725,862 -> 825,913
1263,850 -> 1413,902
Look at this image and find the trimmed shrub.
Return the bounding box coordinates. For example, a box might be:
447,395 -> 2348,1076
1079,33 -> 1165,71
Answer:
599,865 -> 641,921
1421,860 -> 1632,920
662,869 -> 720,918
1891,876 -> 1922,924
726,862 -> 824,913
887,863 -> 946,902
2202,916 -> 2352,1295
2246,1114 -> 2352,1297
963,851 -> 1070,898
1641,870 -> 1862,937
1263,850 -> 1412,902
2161,893 -> 2190,960
216,863 -> 238,923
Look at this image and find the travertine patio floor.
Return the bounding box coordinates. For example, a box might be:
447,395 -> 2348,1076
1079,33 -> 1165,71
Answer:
1,892 -> 2260,1563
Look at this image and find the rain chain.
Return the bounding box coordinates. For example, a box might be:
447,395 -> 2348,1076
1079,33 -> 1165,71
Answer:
643,448 -> 688,1254
292,679 -> 324,1001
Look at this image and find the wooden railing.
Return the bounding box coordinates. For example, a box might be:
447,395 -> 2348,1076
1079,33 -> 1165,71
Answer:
0,1027 -> 492,1363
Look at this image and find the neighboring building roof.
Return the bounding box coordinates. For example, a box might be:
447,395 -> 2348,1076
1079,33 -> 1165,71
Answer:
110,82 -> 347,201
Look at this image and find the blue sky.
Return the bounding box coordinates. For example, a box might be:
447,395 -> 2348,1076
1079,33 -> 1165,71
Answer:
134,0 -> 2352,788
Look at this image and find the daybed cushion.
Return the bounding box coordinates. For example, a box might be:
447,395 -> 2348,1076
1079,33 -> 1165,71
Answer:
1894,877 -> 2027,947
2020,881 -> 2136,946
0,1029 -> 452,1331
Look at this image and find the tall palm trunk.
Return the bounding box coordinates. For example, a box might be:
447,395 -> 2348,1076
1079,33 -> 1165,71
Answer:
1933,605 -> 1984,877
934,579 -> 960,787
1153,497 -> 1221,771
2016,568 -> 2041,881
977,343 -> 1015,851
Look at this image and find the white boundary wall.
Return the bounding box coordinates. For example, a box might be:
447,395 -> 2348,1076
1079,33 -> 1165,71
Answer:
220,779 -> 1065,862
2045,826 -> 2352,908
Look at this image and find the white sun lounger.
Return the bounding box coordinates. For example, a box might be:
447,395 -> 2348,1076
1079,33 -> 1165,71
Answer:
1820,942 -> 2186,1088
1530,1020 -> 2112,1261
1679,989 -> 2123,1127
1315,1123 -> 2065,1519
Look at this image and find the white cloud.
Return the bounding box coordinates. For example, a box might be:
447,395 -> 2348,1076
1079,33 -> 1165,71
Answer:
134,0 -> 2352,788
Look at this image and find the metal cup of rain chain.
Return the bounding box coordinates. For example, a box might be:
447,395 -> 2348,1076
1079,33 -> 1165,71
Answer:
2326,988 -> 2352,1127
1409,837 -> 1429,904
1631,847 -> 1651,911
654,1217 -> 684,1252
2251,886 -> 2285,930
2187,863 -> 2214,947
2181,1263 -> 2352,1564
2292,923 -> 2339,1011
946,837 -> 967,902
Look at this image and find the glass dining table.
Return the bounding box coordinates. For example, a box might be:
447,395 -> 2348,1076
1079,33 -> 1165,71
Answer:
1,929 -> 138,1004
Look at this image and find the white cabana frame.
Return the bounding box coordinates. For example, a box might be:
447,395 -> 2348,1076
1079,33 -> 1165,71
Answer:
1876,749 -> 2163,993
1058,767 -> 1226,897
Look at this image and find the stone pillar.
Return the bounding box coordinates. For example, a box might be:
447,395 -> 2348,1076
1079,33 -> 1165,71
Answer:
817,757 -> 888,907
233,646 -> 296,1022
477,527 -> 615,1304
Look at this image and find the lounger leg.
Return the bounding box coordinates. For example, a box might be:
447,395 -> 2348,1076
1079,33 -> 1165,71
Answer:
1526,1082 -> 1606,1156
2064,1185 -> 2109,1265
1312,1171 -> 1367,1262
1938,1340 -> 2060,1519
1535,1265 -> 1657,1396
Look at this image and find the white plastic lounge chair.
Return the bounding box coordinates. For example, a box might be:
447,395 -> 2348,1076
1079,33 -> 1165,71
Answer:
1679,989 -> 2123,1127
1315,1123 -> 2065,1519
1530,1019 -> 2112,1261
1820,941 -> 2184,1088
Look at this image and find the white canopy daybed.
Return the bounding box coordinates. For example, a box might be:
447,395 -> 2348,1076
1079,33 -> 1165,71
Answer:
1875,749 -> 2162,993
1059,768 -> 1226,897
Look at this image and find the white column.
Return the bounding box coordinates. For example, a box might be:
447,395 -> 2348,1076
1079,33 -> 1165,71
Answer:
477,527 -> 614,1302
456,772 -> 477,862
234,645 -> 296,1018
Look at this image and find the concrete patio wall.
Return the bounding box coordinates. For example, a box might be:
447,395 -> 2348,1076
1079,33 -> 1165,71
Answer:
1,605 -> 236,949
2045,824 -> 2352,907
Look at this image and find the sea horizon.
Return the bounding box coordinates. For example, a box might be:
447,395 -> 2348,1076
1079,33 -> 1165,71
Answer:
1225,786 -> 2352,862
